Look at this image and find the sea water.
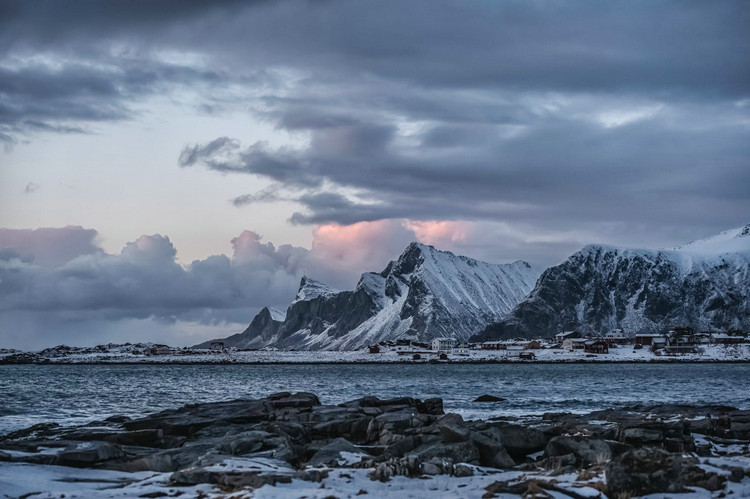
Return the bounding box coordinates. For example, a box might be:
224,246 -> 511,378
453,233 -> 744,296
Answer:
2,363 -> 749,434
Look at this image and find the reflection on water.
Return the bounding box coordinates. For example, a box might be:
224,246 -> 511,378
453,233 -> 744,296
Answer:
1,363 -> 748,434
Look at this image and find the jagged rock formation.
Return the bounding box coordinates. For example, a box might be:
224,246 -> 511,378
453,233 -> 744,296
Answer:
199,242 -> 538,350
474,225 -> 750,340
2,394 -> 747,496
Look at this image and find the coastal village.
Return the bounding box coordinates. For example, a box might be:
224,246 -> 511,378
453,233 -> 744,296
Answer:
1,327 -> 749,364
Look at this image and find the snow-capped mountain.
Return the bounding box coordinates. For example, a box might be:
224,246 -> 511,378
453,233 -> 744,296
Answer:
200,242 -> 538,350
474,225 -> 750,340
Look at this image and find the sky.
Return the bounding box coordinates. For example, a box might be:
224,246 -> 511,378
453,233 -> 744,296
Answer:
0,0 -> 748,349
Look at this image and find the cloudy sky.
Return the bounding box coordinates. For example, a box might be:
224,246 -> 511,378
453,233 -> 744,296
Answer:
1,0 -> 748,349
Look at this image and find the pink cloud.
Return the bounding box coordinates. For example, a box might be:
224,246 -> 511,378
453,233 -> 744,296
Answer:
403,220 -> 473,247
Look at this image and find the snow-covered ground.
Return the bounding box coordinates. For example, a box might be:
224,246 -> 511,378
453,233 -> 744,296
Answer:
2,343 -> 749,364
2,449 -> 748,498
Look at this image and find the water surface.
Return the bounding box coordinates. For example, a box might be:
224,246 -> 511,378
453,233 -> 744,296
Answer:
2,363 -> 748,434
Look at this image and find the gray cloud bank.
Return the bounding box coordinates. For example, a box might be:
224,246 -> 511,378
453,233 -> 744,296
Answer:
1,1 -> 749,270
0,224 -> 420,349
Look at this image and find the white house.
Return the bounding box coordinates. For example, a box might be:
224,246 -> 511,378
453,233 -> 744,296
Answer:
562,338 -> 587,350
432,337 -> 457,353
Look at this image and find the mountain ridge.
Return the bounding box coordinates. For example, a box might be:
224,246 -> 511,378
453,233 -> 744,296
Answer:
473,225 -> 750,341
198,242 -> 539,350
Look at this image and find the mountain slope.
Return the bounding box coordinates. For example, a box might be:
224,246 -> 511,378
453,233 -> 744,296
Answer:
199,243 -> 539,350
474,225 -> 750,340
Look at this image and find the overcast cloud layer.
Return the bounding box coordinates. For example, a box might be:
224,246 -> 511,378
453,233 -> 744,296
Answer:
1,0 -> 749,348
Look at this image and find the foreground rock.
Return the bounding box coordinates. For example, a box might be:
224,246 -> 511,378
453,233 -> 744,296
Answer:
1,394 -> 749,497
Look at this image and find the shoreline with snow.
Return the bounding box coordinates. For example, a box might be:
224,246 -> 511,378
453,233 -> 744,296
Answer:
2,343 -> 749,364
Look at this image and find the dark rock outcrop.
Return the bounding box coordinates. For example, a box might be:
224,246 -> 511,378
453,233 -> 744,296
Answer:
1,395 -> 748,495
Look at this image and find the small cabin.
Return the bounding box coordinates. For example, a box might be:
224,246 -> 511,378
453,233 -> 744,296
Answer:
210,341 -> 225,352
524,340 -> 541,350
412,353 -> 421,360
368,345 -> 381,354
519,351 -> 535,360
439,352 -> 449,360
584,339 -> 609,354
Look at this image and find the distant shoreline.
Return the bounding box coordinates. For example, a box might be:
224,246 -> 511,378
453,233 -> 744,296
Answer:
3,359 -> 750,365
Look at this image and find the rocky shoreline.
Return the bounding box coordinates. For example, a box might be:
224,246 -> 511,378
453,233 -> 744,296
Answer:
1,393 -> 749,497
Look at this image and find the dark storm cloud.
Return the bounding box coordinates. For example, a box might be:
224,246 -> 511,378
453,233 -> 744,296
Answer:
2,0 -> 749,246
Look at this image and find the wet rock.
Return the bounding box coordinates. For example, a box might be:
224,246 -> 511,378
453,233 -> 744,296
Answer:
606,447 -> 684,496
487,423 -> 548,458
382,435 -> 423,459
622,427 -> 664,445
440,424 -> 470,443
471,432 -> 515,469
473,394 -> 506,403
434,413 -> 464,427
270,392 -> 320,409
56,441 -> 124,467
418,398 -> 444,415
219,430 -> 271,455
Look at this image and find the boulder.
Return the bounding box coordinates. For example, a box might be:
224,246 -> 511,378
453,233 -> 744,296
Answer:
440,424 -> 470,444
219,430 -> 271,455
473,395 -> 506,403
56,441 -> 124,467
308,438 -> 364,467
454,463 -> 474,477
382,435 -> 424,459
622,427 -> 664,445
488,424 -> 548,458
606,447 -> 684,496
471,432 -> 516,469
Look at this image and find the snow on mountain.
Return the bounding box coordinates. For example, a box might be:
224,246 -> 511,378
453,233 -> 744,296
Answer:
293,277 -> 337,303
475,225 -> 750,340
200,242 -> 539,351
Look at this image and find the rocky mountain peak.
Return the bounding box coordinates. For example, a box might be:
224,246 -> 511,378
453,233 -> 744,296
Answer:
392,242 -> 433,275
739,224 -> 750,238
201,241 -> 539,350
294,276 -> 337,302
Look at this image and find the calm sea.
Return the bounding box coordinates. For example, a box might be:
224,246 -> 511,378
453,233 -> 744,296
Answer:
1,363 -> 749,435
